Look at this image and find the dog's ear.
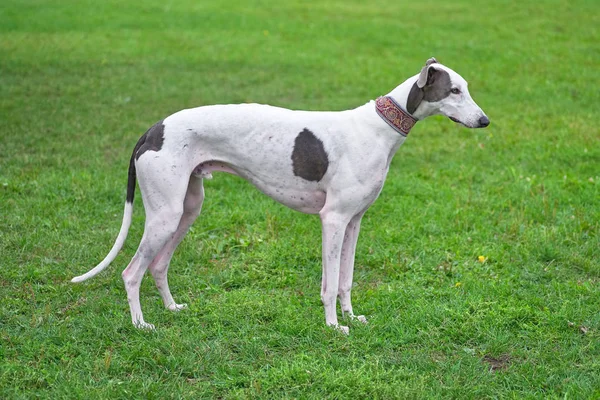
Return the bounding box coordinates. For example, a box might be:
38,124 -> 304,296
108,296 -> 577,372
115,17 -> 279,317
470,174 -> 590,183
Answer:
416,57 -> 439,88
409,58 -> 439,114
406,82 -> 424,114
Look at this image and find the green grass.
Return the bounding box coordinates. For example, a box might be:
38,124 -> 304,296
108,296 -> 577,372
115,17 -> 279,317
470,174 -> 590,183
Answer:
1,0 -> 599,398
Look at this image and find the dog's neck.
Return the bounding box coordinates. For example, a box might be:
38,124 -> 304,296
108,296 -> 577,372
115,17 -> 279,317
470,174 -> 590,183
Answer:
350,75 -> 435,152
385,74 -> 425,120
357,75 -> 423,136
374,96 -> 417,137
350,75 -> 432,162
372,74 -> 447,134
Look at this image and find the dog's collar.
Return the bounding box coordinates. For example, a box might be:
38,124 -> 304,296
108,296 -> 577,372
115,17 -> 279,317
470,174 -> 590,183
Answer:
375,96 -> 418,136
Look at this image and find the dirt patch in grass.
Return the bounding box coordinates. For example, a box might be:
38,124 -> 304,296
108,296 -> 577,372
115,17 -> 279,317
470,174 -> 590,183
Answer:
482,354 -> 511,372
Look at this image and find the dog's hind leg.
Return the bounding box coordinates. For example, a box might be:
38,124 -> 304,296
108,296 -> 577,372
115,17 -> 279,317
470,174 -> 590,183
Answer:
122,207 -> 183,329
121,159 -> 189,329
148,175 -> 204,312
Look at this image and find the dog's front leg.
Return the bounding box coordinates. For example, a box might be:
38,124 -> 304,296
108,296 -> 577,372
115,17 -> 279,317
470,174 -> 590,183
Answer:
320,211 -> 351,334
338,212 -> 367,324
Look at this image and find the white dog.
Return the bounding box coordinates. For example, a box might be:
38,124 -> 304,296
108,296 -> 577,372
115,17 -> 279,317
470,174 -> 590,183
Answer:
72,58 -> 489,334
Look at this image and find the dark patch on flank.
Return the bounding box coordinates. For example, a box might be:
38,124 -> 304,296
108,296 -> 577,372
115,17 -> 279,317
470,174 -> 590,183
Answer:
135,119 -> 165,160
291,128 -> 329,182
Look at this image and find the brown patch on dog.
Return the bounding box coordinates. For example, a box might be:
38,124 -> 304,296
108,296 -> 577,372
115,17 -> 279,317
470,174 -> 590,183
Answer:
291,128 -> 329,182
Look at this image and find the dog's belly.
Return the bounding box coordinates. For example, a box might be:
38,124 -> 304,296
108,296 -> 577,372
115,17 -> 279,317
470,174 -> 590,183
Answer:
251,182 -> 326,214
194,161 -> 326,214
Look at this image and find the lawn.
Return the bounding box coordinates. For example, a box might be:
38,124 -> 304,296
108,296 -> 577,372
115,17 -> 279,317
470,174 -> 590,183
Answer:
1,0 -> 599,398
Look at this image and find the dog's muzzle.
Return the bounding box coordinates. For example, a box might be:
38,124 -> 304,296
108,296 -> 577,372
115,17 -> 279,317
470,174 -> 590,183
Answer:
478,115 -> 490,127
449,115 -> 490,128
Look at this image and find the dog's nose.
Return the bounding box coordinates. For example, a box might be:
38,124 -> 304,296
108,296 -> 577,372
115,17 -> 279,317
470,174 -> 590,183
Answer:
479,116 -> 490,127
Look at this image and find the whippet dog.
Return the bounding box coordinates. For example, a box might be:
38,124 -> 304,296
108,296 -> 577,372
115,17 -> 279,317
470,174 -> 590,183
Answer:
72,58 -> 489,334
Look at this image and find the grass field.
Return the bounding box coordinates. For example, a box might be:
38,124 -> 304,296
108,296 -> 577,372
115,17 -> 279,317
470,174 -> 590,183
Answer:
1,0 -> 599,398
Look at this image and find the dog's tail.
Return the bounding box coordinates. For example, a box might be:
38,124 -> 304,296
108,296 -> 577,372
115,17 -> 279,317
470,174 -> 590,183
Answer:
71,137 -> 144,283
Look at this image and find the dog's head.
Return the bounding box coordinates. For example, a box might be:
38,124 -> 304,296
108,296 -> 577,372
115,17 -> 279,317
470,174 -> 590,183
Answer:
407,58 -> 489,128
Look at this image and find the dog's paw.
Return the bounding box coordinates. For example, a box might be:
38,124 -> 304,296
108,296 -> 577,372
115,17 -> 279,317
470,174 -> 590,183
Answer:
135,321 -> 156,330
167,303 -> 188,312
345,313 -> 368,324
337,325 -> 350,335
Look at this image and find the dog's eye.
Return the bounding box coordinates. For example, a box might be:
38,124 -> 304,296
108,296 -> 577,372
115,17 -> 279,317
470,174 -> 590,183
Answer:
451,88 -> 461,95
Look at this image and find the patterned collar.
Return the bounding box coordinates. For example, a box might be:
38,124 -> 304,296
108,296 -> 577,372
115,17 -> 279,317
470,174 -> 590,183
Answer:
375,96 -> 418,136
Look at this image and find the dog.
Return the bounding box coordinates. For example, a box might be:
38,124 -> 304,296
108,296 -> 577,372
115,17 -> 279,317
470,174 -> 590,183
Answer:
72,58 -> 489,334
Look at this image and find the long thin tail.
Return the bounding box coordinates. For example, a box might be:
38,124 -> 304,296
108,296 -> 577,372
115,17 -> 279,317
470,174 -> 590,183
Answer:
71,201 -> 133,282
71,136 -> 144,283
